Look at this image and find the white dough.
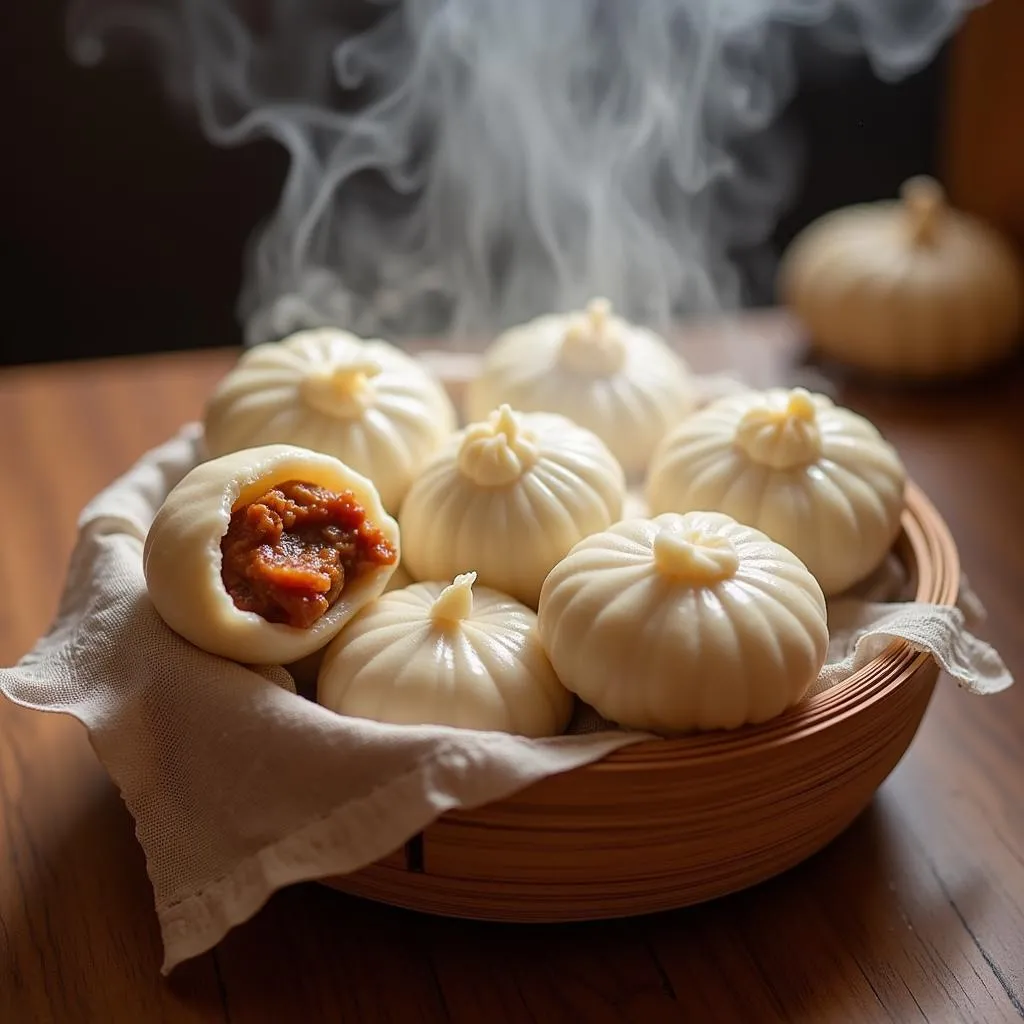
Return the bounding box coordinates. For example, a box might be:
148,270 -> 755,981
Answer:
645,387 -> 907,595
318,572 -> 573,737
537,512 -> 830,734
143,444 -> 400,665
398,405 -> 626,608
466,298 -> 697,477
203,328 -> 458,512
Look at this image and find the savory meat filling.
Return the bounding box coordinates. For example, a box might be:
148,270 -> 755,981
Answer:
220,480 -> 396,628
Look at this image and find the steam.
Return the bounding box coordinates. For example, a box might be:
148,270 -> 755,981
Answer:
68,0 -> 975,345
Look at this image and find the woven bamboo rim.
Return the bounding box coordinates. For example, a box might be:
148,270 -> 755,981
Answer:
325,481 -> 957,917
324,353 -> 961,917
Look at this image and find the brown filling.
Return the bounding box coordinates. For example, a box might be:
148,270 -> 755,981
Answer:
220,480 -> 397,629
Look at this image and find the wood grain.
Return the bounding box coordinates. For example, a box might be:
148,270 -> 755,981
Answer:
1,319 -> 1023,1022
945,0 -> 1024,248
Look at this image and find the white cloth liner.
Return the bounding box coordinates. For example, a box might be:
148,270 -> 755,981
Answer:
1,421 -> 1012,975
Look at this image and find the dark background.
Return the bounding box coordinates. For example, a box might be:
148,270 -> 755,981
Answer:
1,6 -> 953,367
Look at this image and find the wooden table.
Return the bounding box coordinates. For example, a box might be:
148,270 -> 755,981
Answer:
2,318 -> 1023,1023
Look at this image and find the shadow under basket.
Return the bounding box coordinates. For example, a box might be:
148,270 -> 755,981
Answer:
324,481 -> 959,922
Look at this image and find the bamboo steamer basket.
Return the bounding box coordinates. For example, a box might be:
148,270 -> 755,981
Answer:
322,354 -> 959,922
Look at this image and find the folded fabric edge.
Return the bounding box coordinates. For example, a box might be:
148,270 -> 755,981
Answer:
156,728 -> 644,974
0,679 -> 646,976
0,685 -> 89,720
838,608 -> 1013,696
